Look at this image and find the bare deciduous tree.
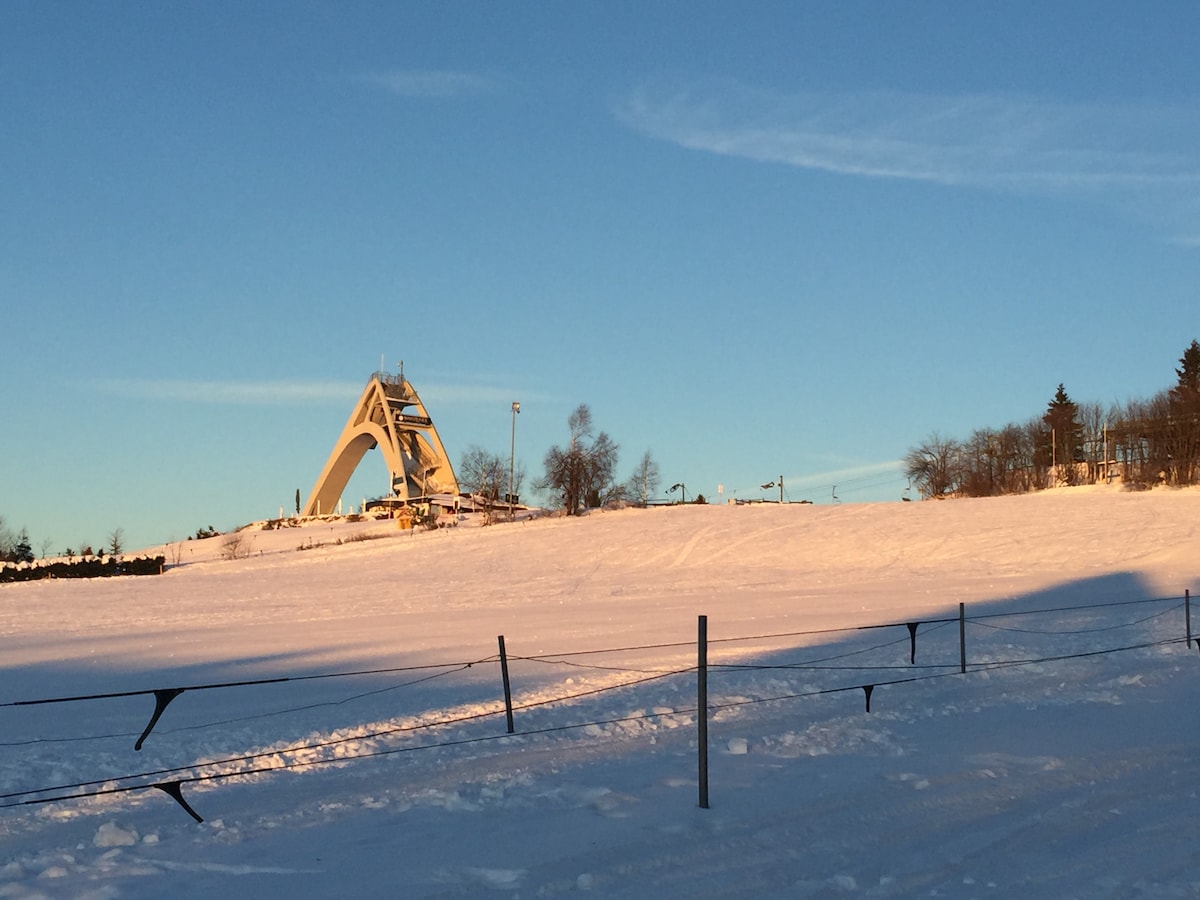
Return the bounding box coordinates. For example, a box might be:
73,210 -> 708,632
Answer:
0,515 -> 14,562
537,404 -> 619,514
458,446 -> 524,524
220,532 -> 252,560
625,450 -> 661,507
904,432 -> 961,499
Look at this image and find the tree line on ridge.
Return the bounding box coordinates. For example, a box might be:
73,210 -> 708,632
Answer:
905,340 -> 1200,499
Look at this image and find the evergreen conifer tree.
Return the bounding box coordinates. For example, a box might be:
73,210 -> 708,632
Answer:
1042,383 -> 1085,471
14,529 -> 34,564
1167,339 -> 1200,484
1173,339 -> 1200,397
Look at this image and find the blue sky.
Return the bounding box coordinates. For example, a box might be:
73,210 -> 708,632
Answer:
3,1 -> 1199,552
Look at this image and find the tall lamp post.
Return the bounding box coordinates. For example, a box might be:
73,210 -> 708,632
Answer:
509,401 -> 520,520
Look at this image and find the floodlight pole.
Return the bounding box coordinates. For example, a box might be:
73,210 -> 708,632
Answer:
510,401 -> 520,521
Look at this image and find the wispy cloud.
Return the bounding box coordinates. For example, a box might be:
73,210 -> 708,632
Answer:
98,378 -> 364,406
784,460 -> 906,491
797,459 -> 905,481
97,377 -> 544,408
732,460 -> 906,501
616,79 -> 1200,233
360,68 -> 502,99
422,384 -> 551,407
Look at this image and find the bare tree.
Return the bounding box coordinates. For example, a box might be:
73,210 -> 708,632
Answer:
1076,401 -> 1107,483
459,446 -> 512,524
587,432 -> 620,507
0,515 -> 13,562
625,450 -> 661,506
957,428 -> 997,497
1110,397 -> 1155,486
903,432 -> 961,499
998,422 -> 1039,493
537,404 -> 619,514
220,532 -> 252,560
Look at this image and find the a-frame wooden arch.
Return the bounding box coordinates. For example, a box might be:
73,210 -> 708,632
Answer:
303,371 -> 458,516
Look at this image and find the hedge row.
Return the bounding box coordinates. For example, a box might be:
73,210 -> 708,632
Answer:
0,555 -> 166,583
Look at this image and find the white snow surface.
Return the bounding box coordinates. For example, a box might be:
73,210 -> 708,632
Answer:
2,486 -> 1199,898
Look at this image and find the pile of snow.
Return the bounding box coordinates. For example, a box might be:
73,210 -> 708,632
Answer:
1,487 -> 1198,898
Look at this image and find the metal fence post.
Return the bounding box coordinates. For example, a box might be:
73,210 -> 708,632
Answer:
498,635 -> 514,733
698,614 -> 709,810
1186,589 -> 1193,651
959,603 -> 967,674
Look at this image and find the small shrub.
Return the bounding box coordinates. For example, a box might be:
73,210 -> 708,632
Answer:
414,506 -> 441,531
344,530 -> 389,543
220,533 -> 252,560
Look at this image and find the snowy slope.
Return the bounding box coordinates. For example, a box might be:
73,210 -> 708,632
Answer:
1,487 -> 1198,898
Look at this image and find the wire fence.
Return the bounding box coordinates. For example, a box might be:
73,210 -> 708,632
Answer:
1,589 -> 1194,821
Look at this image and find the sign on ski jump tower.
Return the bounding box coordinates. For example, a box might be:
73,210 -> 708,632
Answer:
302,367 -> 459,517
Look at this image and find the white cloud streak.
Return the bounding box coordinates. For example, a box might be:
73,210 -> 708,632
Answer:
421,383 -> 551,407
616,80 -> 1200,232
98,378 -> 539,408
730,460 -> 906,501
360,69 -> 501,99
98,378 -> 364,405
784,459 -> 906,490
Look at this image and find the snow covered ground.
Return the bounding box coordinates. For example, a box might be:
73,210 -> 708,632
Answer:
2,486 -> 1198,898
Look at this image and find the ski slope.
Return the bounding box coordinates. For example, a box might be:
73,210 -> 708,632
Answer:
2,486 -> 1198,898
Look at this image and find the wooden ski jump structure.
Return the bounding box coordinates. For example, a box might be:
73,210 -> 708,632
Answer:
302,369 -> 459,517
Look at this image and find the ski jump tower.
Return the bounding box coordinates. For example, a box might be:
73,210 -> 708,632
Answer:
303,368 -> 459,517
